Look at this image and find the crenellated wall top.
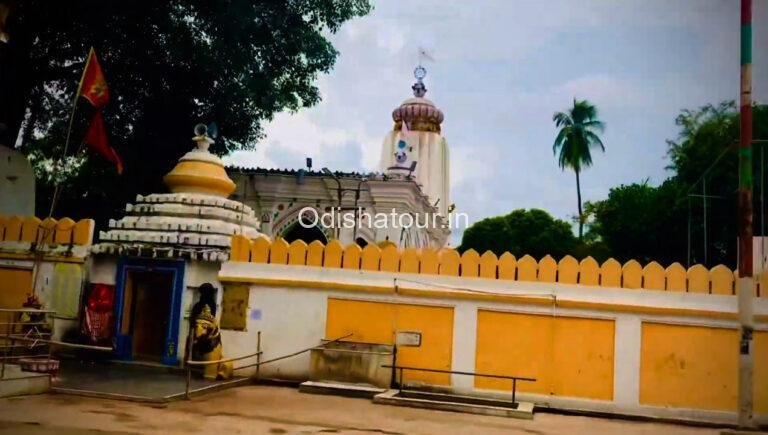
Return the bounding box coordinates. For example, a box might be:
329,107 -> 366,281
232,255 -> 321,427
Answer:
229,235 -> 759,296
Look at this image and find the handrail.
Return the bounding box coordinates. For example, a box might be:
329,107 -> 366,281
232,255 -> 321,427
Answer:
183,332 -> 353,399
382,364 -> 536,405
0,308 -> 56,313
185,351 -> 263,366
381,365 -> 536,381
3,335 -> 112,352
236,333 -> 353,371
184,333 -> 353,369
310,347 -> 392,356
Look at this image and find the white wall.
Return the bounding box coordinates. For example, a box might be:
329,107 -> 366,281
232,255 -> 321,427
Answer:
0,146 -> 35,216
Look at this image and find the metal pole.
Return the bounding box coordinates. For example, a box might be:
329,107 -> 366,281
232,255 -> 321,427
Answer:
351,179 -> 367,241
185,364 -> 191,400
737,0 -> 755,427
255,330 -> 261,382
687,196 -> 692,267
47,314 -> 54,364
761,140 -> 766,277
512,378 -> 517,405
1,318 -> 9,378
184,318 -> 194,400
703,178 -> 708,265
353,184 -> 361,241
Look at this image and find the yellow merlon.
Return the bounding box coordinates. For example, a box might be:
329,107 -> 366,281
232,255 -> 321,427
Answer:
230,234 -> 762,296
0,215 -> 94,246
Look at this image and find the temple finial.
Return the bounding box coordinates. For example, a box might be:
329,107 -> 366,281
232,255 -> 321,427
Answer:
412,65 -> 427,98
192,123 -> 214,152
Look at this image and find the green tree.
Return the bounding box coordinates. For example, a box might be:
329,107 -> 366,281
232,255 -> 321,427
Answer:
459,209 -> 578,259
587,102 -> 768,268
584,180 -> 686,265
552,99 -> 605,240
0,0 -> 371,224
665,101 -> 739,266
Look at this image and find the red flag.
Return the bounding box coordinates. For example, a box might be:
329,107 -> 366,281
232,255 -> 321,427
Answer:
77,48 -> 122,174
84,112 -> 122,174
78,47 -> 109,108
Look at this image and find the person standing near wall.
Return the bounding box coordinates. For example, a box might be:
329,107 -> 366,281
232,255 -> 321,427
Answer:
188,283 -> 218,361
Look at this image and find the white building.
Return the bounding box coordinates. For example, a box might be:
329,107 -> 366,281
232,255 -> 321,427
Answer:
229,68 -> 452,248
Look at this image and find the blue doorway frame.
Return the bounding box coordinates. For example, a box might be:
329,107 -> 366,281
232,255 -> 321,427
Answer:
113,258 -> 185,365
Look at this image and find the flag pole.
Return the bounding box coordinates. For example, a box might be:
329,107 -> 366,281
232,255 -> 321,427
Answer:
48,47 -> 94,217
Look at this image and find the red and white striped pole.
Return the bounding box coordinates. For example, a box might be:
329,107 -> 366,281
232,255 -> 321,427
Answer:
737,0 -> 754,428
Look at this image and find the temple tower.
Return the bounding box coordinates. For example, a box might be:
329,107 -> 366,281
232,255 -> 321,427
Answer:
380,66 -> 450,217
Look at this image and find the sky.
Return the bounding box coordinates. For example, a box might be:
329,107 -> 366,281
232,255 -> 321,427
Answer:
224,0 -> 768,245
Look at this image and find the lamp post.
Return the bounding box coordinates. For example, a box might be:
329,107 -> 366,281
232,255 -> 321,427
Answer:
351,178 -> 368,241
322,167 -> 368,241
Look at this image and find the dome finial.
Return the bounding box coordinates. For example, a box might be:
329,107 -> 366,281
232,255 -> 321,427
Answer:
193,123 -> 214,152
412,65 -> 427,98
163,124 -> 236,197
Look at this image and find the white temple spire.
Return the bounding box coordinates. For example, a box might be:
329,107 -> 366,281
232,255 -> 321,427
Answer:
380,66 -> 450,217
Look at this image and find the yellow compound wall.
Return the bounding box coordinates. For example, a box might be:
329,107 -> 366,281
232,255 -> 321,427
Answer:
0,268 -> 32,309
640,323 -> 768,412
475,310 -> 615,400
325,298 -> 454,385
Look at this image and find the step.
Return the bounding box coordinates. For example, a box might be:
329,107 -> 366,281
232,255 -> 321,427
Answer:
373,389 -> 534,419
0,364 -> 51,398
299,380 -> 388,399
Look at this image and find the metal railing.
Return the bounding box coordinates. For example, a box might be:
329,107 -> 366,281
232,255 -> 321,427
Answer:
1,307 -> 113,379
182,332 -> 353,399
382,364 -> 536,405
0,308 -> 56,378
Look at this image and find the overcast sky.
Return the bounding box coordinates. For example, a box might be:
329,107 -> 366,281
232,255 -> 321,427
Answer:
224,0 -> 768,245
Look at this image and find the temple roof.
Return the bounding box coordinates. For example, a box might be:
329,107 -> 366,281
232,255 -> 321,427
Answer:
92,128 -> 261,261
227,166 -> 370,178
226,166 -> 426,183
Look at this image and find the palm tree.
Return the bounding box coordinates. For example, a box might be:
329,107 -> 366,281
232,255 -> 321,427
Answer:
552,99 -> 605,239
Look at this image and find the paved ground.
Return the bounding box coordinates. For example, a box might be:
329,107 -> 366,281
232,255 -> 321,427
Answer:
52,360 -> 236,400
0,385 -> 732,435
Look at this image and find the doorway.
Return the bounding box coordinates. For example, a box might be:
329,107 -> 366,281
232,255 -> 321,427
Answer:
122,270 -> 172,361
114,259 -> 184,365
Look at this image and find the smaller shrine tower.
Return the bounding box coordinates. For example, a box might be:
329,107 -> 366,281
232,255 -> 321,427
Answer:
90,125 -> 262,365
380,66 -> 450,217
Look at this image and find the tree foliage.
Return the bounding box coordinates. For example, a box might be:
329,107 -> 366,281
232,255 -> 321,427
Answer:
0,0 -> 371,223
584,180 -> 686,265
586,102 -> 768,267
459,209 -> 578,259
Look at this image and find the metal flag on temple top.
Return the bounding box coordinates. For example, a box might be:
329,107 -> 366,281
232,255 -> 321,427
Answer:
418,47 -> 434,64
